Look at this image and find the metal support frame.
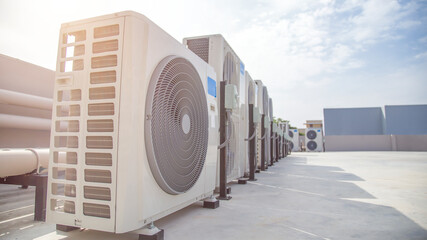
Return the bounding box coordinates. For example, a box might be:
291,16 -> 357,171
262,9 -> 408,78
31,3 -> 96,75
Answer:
248,104 -> 257,181
218,81 -> 231,200
283,136 -> 286,157
284,140 -> 289,157
277,133 -> 283,160
260,115 -> 266,171
276,133 -> 280,162
0,173 -> 48,221
270,122 -> 274,166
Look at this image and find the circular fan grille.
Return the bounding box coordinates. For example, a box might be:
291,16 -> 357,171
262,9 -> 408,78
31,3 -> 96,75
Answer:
306,130 -> 317,140
289,142 -> 294,150
288,130 -> 294,138
145,56 -> 208,195
307,141 -> 317,151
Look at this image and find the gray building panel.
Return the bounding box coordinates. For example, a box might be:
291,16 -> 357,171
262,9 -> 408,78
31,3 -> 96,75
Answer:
385,105 -> 427,135
323,107 -> 385,136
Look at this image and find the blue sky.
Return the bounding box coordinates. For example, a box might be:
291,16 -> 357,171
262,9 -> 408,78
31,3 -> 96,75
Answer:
1,0 -> 426,128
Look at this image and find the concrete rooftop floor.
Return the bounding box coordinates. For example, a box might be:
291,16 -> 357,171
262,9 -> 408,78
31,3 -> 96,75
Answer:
1,152 -> 427,240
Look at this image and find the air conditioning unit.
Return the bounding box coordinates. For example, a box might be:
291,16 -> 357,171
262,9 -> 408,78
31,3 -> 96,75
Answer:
183,34 -> 245,184
47,11 -> 218,234
242,71 -> 256,175
280,126 -> 285,157
289,129 -> 300,152
254,81 -> 268,169
305,128 -> 324,152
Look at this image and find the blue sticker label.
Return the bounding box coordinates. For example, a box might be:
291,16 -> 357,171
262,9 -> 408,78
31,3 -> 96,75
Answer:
317,129 -> 321,132
294,129 -> 298,132
240,62 -> 245,75
208,77 -> 216,97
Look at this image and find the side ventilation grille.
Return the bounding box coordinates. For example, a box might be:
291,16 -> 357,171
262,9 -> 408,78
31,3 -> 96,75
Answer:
187,38 -> 209,63
50,21 -> 122,224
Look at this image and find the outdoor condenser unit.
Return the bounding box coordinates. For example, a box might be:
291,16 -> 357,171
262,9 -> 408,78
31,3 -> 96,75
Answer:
47,11 -> 218,233
184,34 -> 246,184
305,128 -> 324,152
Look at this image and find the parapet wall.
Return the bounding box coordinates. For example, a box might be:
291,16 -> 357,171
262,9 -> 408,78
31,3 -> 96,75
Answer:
325,135 -> 427,151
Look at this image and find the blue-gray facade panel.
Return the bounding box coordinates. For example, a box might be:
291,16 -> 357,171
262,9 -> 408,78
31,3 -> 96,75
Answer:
385,105 -> 427,135
323,108 -> 385,136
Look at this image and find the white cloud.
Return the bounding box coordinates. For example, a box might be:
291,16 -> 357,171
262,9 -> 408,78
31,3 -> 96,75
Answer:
419,36 -> 427,43
397,20 -> 421,29
304,78 -> 333,88
348,0 -> 401,43
415,51 -> 427,59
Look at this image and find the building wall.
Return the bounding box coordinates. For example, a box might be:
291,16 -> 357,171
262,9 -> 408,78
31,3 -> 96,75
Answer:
394,135 -> 427,151
385,105 -> 427,135
323,107 -> 385,136
325,135 -> 427,151
325,135 -> 392,151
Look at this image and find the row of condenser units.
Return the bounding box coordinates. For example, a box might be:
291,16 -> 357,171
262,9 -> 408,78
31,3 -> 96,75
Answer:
46,11 -> 297,234
288,128 -> 325,152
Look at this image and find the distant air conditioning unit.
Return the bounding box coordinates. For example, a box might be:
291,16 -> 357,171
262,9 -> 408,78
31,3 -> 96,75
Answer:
254,81 -> 269,169
289,129 -> 300,152
183,34 -> 245,184
305,128 -> 324,152
243,71 -> 256,175
47,11 -> 218,234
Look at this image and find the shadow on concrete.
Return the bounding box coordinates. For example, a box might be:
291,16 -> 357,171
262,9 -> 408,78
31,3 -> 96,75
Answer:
155,155 -> 427,240
260,156 -> 373,199
3,154 -> 427,240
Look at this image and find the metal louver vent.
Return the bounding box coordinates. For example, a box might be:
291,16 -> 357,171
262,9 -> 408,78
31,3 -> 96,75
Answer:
307,141 -> 317,151
288,130 -> 294,138
145,55 -> 208,195
306,130 -> 317,140
187,38 -> 209,63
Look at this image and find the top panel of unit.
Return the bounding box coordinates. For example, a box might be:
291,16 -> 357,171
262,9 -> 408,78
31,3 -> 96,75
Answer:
184,34 -> 224,41
183,34 -> 243,63
255,80 -> 263,86
61,11 -> 147,27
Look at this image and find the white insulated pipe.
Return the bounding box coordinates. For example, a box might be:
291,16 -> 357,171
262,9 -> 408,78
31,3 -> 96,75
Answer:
0,148 -> 54,178
0,89 -> 52,110
0,113 -> 51,131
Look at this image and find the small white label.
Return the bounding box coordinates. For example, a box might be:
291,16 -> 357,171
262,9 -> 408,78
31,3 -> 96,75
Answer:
211,114 -> 215,128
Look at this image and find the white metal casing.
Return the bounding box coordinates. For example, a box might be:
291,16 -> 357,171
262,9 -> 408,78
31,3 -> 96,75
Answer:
254,80 -> 269,168
47,11 -> 218,233
254,80 -> 265,115
183,35 -> 245,184
289,129 -> 300,152
242,71 -> 256,175
305,128 -> 324,152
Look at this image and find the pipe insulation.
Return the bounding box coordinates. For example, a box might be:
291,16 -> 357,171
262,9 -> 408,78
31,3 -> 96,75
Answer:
0,89 -> 52,110
0,148 -> 56,178
0,114 -> 51,131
